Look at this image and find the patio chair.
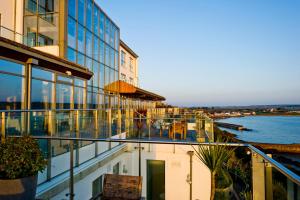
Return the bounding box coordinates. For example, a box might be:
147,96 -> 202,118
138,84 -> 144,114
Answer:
169,121 -> 187,140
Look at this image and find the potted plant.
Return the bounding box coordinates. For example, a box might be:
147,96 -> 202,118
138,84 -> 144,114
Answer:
193,138 -> 235,200
0,136 -> 47,200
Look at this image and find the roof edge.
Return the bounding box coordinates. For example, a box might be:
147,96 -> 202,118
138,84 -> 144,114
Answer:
120,40 -> 139,58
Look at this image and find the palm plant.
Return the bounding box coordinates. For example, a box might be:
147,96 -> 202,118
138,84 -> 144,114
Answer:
193,139 -> 235,200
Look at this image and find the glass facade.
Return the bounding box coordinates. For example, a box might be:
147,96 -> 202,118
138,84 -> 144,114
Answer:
0,59 -> 25,110
3,0 -> 157,112
67,0 -> 120,109
24,0 -> 59,47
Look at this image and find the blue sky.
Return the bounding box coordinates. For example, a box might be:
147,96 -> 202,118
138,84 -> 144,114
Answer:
98,0 -> 300,107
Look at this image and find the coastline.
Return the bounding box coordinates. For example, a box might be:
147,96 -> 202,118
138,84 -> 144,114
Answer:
213,113 -> 300,120
215,126 -> 300,154
215,125 -> 300,174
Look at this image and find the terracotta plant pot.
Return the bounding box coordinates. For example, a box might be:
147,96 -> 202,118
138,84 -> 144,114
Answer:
0,176 -> 37,200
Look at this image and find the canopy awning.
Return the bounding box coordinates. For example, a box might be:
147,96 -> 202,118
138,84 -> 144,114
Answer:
0,37 -> 93,80
104,80 -> 165,101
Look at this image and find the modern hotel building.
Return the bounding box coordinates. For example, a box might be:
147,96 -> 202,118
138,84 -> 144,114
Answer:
0,1 -> 299,200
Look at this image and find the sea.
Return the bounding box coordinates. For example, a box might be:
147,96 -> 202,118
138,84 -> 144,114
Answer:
218,116 -> 300,144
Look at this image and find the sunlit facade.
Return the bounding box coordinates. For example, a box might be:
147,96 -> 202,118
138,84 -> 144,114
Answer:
0,1 -> 299,200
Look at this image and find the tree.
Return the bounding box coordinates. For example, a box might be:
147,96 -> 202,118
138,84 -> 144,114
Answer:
193,140 -> 235,200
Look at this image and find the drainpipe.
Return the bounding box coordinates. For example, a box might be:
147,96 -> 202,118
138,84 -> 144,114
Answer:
187,151 -> 194,200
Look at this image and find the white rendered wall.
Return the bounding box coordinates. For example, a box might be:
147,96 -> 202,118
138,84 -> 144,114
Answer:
0,0 -> 24,43
47,143 -> 211,200
119,44 -> 139,86
34,45 -> 60,57
127,143 -> 211,200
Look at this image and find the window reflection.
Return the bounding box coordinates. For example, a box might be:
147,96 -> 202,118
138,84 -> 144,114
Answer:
93,6 -> 99,35
31,79 -> 53,109
56,83 -> 71,109
86,0 -> 92,31
68,0 -> 76,18
67,47 -> 76,63
32,67 -> 53,80
86,31 -> 93,57
100,11 -> 105,40
87,92 -> 97,109
77,53 -> 85,66
94,36 -> 99,61
93,61 -> 99,88
100,64 -> 105,89
78,0 -> 85,25
0,74 -> 24,110
0,59 -> 24,75
68,17 -> 76,49
74,87 -> 84,109
78,25 -> 85,53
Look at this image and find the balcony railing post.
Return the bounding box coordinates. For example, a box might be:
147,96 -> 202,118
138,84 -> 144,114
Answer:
147,109 -> 151,139
107,109 -> 112,149
69,140 -> 75,200
265,155 -> 273,200
47,110 -> 54,180
1,112 -> 5,143
117,109 -> 121,135
94,110 -> 98,156
75,110 -> 79,167
252,152 -> 266,200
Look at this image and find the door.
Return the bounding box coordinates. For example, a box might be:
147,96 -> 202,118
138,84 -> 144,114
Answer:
147,160 -> 165,200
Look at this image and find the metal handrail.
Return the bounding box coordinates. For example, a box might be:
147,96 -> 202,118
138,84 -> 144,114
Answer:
7,135 -> 300,186
248,144 -> 300,186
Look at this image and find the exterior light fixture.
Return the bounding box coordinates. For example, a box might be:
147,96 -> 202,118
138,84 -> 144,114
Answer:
66,70 -> 72,76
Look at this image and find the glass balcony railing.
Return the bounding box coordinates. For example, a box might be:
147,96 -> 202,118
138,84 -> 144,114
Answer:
1,109 -> 299,199
0,22 -> 58,47
0,108 -> 214,143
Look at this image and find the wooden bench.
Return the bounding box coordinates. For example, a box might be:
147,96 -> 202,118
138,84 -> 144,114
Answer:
95,174 -> 143,200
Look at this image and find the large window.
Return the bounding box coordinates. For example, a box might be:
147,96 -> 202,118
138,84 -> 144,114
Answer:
92,175 -> 103,197
24,0 -> 59,46
113,162 -> 120,175
67,48 -> 76,63
121,73 -> 126,82
86,31 -> 93,57
121,50 -> 126,67
78,25 -> 85,53
68,17 -> 76,49
0,59 -> 25,110
31,67 -> 54,109
93,7 -> 99,36
68,0 -> 76,18
56,76 -> 72,109
78,0 -> 85,25
129,57 -> 133,71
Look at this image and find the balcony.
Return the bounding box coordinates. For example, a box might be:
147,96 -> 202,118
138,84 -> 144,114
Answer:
0,109 -> 299,199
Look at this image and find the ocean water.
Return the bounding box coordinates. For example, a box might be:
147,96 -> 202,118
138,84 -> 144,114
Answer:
218,116 -> 300,144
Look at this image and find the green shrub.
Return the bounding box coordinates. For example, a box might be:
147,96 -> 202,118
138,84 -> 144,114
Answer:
0,136 -> 47,179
